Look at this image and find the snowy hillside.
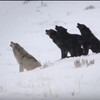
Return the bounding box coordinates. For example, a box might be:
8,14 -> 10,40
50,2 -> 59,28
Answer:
0,1 -> 100,100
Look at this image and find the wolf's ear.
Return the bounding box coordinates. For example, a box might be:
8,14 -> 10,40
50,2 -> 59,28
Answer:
55,25 -> 58,28
16,43 -> 19,45
55,25 -> 57,27
11,41 -> 14,44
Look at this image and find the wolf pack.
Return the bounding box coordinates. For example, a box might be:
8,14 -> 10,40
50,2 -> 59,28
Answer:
10,23 -> 100,72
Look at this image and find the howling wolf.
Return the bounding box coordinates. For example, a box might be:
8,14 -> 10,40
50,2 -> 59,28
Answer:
10,41 -> 41,72
77,23 -> 100,55
55,25 -> 83,56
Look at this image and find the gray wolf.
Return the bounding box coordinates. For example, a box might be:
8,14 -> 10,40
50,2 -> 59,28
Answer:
10,41 -> 41,72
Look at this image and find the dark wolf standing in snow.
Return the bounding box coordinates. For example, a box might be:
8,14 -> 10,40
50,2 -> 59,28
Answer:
55,25 -> 83,57
10,41 -> 41,72
45,29 -> 79,59
77,23 -> 100,55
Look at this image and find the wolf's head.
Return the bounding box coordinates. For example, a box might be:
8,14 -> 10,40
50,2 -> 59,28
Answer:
45,29 -> 57,37
55,25 -> 67,33
45,29 -> 58,39
45,29 -> 57,35
77,23 -> 88,30
10,41 -> 20,49
77,23 -> 93,37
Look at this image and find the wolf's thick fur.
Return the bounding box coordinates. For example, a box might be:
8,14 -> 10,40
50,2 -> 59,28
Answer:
45,29 -> 78,58
55,25 -> 83,57
77,23 -> 100,55
10,41 -> 41,72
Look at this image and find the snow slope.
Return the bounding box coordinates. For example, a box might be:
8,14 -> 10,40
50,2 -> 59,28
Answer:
0,1 -> 100,100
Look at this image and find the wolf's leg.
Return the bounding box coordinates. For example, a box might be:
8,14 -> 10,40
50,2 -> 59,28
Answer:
19,66 -> 24,72
70,48 -> 75,57
61,50 -> 66,59
76,46 -> 83,56
83,44 -> 89,55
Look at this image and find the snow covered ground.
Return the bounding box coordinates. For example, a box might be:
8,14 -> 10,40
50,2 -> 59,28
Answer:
0,1 -> 100,100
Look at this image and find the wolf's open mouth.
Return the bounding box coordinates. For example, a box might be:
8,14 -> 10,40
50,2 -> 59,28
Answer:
45,30 -> 50,35
10,41 -> 13,47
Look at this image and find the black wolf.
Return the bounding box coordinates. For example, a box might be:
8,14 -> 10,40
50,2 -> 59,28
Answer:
45,29 -> 82,59
55,25 -> 83,56
77,23 -> 100,54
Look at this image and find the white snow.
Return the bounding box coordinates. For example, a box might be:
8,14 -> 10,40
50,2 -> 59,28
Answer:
0,1 -> 100,100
